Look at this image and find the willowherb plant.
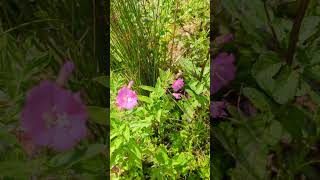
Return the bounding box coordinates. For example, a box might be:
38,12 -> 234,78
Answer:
20,61 -> 87,151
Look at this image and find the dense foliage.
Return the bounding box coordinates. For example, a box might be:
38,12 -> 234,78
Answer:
111,0 -> 210,178
0,1 -> 107,178
212,0 -> 320,179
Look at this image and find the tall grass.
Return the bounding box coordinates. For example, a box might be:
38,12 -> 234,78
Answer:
0,1 -> 108,177
110,0 -> 171,87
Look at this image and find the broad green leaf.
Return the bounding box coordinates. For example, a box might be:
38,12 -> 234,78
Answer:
272,68 -> 299,104
278,105 -> 306,138
242,87 -> 271,112
263,120 -> 283,146
137,95 -> 152,104
252,53 -> 284,94
87,106 -> 108,125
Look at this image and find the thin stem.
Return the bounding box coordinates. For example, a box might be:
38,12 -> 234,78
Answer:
263,1 -> 282,55
287,0 -> 310,65
170,0 -> 179,64
297,160 -> 320,171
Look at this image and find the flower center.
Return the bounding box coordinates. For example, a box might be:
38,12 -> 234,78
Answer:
127,97 -> 132,102
43,106 -> 71,129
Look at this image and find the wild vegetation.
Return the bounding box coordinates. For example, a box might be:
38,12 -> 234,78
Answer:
0,1 -> 107,178
110,0 -> 210,178
212,0 -> 320,179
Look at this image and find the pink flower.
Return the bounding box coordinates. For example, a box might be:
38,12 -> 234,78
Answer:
210,101 -> 228,118
172,93 -> 182,99
20,61 -> 87,151
172,78 -> 184,92
116,81 -> 138,110
211,53 -> 236,94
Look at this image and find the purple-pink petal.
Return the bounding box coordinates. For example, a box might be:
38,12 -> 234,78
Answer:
172,78 -> 184,92
211,53 -> 236,94
20,80 -> 88,151
116,86 -> 138,110
172,93 -> 182,99
210,101 -> 228,118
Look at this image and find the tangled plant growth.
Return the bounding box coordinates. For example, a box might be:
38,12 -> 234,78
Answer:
111,0 -> 210,178
0,1 -> 107,178
212,0 -> 320,179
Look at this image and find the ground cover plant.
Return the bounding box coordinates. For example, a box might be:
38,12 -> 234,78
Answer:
212,0 -> 320,179
110,0 -> 210,178
0,1 -> 107,178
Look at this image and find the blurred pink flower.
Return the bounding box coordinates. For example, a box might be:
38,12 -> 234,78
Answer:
210,101 -> 228,118
172,78 -> 184,92
211,53 -> 236,94
116,81 -> 138,110
215,33 -> 234,46
20,61 -> 87,151
172,93 -> 182,99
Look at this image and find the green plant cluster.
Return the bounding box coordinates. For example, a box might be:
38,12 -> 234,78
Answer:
0,1 -> 107,179
213,0 -> 320,179
111,69 -> 209,179
111,0 -> 210,178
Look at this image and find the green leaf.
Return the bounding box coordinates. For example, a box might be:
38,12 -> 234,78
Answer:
272,68 -> 299,104
139,85 -> 155,92
156,146 -> 170,165
278,105 -> 306,138
87,106 -> 108,125
137,95 -> 152,104
0,160 -> 41,178
172,152 -> 189,166
82,144 -> 107,159
93,76 -> 109,88
252,53 -> 284,94
49,144 -> 106,168
305,65 -> 320,81
0,127 -> 19,145
242,87 -> 271,112
130,116 -> 152,129
299,16 -> 320,43
123,124 -> 130,142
